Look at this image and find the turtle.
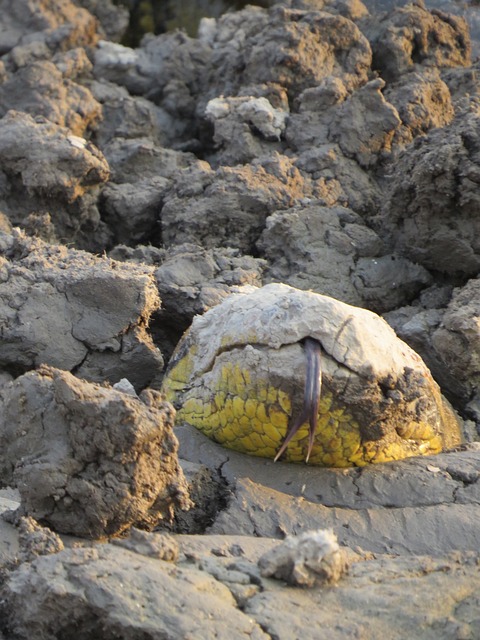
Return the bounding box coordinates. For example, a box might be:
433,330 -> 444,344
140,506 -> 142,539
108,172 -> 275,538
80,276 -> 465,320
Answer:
162,283 -> 463,466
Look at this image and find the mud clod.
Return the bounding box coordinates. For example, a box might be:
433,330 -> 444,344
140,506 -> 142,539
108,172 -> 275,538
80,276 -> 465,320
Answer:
0,366 -> 191,538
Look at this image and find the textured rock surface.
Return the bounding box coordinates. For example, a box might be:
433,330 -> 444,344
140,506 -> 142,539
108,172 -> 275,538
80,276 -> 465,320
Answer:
0,0 -> 480,637
258,529 -> 349,586
177,423 -> 480,555
161,154 -> 319,253
96,138 -> 203,247
0,489 -> 20,566
386,278 -> 480,417
367,2 -> 471,82
0,111 -> 110,248
1,533 -> 479,640
384,69 -> 454,143
109,242 -> 265,361
205,94 -> 288,165
0,543 -> 270,640
93,31 -> 211,146
0,59 -> 102,137
259,203 -> 433,311
16,516 -> 64,563
204,5 -> 372,101
163,284 -> 462,466
0,0 -> 99,54
76,0 -> 129,42
379,107 -> 480,278
0,366 -> 190,537
111,528 -> 180,561
0,230 -> 163,388
245,551 -> 480,640
89,79 -> 184,149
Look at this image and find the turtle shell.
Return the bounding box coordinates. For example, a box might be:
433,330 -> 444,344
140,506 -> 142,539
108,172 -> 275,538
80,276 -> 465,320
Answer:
162,283 -> 463,466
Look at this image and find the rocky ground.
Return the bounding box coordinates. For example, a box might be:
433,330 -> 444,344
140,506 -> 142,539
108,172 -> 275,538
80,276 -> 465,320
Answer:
0,0 -> 480,638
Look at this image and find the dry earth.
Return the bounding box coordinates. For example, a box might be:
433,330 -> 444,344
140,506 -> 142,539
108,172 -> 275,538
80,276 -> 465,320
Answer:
0,0 -> 480,638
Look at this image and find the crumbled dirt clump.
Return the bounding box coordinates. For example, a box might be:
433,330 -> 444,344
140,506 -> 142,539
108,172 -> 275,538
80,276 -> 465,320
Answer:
0,366 -> 191,538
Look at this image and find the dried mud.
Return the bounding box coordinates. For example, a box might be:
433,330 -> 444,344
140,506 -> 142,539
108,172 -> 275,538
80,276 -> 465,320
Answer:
0,0 -> 480,638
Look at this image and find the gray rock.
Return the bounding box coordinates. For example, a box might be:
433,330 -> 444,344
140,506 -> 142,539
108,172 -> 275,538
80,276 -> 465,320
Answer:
153,244 -> 264,336
441,60 -> 480,102
177,422 -> 480,554
259,203 -> 430,311
112,378 -> 137,397
0,366 -> 190,538
0,60 -> 102,137
0,544 -> 270,640
53,45 -> 94,77
287,0 -> 369,20
97,138 -> 208,248
97,137 -> 205,247
384,69 -> 454,143
295,144 -> 381,214
329,78 -> 401,167
366,2 -> 471,83
259,204 -> 368,306
176,531 -> 277,563
246,552 -> 480,640
89,80 -> 184,149
101,136 -> 202,184
0,110 -> 108,198
111,528 -> 180,561
285,73 -> 402,170
107,243 -> 168,266
431,278 -> 480,410
352,254 -> 433,312
0,0 -> 99,55
205,95 -> 287,165
0,230 -> 163,389
1,534 -> 479,640
209,469 -> 480,555
0,213 -> 12,235
258,529 -> 349,587
0,488 -> 20,566
95,30 -> 211,106
285,77 -> 349,151
16,516 -> 64,563
170,460 -> 229,534
109,242 -> 265,361
284,78 -> 384,213
75,0 -> 129,42
379,107 -> 480,277
383,292 -> 469,406
6,40 -> 51,69
0,111 -> 110,250
100,177 -> 169,247
93,31 -> 211,146
161,154 -> 318,252
206,5 -> 371,102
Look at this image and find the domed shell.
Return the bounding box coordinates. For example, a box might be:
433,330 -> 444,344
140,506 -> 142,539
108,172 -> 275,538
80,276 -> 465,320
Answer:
162,283 -> 463,466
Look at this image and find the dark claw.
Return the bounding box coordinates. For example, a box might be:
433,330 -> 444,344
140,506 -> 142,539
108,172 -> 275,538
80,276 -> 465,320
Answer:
274,337 -> 322,463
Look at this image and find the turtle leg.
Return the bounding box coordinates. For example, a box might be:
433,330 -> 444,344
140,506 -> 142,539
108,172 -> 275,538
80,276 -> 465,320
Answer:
274,337 -> 322,463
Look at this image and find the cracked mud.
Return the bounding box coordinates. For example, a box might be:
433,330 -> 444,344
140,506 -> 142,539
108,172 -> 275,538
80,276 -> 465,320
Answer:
0,0 -> 480,638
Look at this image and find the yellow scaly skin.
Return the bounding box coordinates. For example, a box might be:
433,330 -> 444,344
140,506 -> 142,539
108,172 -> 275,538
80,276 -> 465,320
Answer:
162,339 -> 453,467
